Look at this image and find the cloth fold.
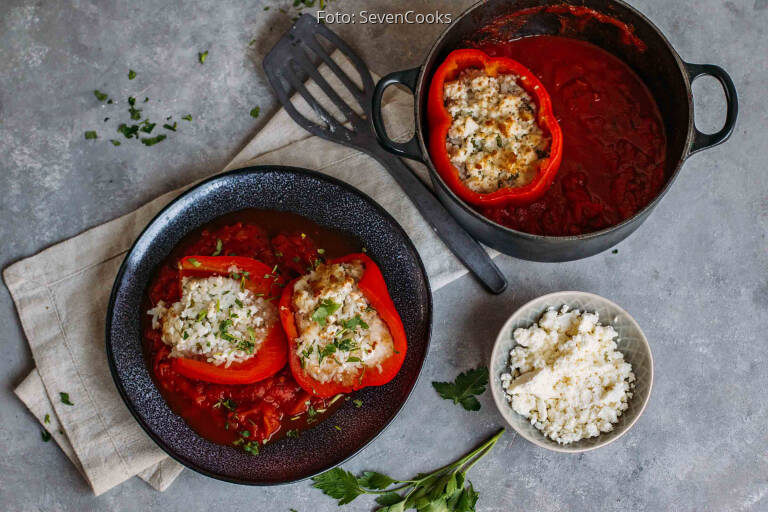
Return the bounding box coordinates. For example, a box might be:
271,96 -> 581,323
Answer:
6,55 -> 490,496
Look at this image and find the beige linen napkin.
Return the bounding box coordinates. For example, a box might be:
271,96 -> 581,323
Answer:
7,56 -> 490,496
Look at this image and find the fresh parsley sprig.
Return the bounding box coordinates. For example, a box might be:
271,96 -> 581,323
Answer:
432,367 -> 489,411
311,429 -> 504,511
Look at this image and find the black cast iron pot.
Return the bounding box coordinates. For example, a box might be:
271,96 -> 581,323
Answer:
371,0 -> 737,262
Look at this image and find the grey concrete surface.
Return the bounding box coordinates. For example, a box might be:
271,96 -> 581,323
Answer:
1,0 -> 766,510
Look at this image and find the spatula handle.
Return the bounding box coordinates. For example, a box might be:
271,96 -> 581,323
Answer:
372,150 -> 508,294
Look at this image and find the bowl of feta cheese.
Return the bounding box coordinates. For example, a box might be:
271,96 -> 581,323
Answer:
490,291 -> 653,452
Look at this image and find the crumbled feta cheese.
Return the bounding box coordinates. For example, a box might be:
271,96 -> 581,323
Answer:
443,68 -> 551,194
502,306 -> 635,444
291,260 -> 394,385
147,275 -> 277,367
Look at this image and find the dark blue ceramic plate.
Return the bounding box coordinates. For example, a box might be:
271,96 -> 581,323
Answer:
106,166 -> 432,485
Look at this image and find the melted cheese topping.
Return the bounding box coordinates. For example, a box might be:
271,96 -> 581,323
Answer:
291,260 -> 394,385
443,68 -> 550,194
147,275 -> 277,367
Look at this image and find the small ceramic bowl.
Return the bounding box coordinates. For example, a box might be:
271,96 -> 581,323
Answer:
489,291 -> 653,453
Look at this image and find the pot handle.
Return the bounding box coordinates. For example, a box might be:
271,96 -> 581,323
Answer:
372,67 -> 425,162
685,62 -> 738,155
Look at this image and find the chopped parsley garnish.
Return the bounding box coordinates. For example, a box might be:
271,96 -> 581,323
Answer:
353,399 -> 363,408
239,430 -> 250,438
307,403 -> 319,423
432,367 -> 489,411
318,343 -> 337,363
110,139 -> 121,146
93,90 -> 108,102
41,430 -> 52,442
317,248 -> 326,255
236,340 -> 255,353
59,392 -> 74,406
496,134 -> 503,148
213,398 -> 237,411
84,131 -> 98,140
128,69 -> 136,80
163,122 -> 177,132
311,299 -> 341,326
198,50 -> 208,64
128,96 -> 142,120
196,310 -> 208,322
286,429 -> 300,438
346,356 -> 361,363
44,414 -> 51,424
182,331 -> 189,339
139,121 -> 156,134
612,249 -> 619,254
341,315 -> 368,331
211,238 -> 222,256
250,106 -> 261,119
334,425 -> 342,432
141,134 -> 166,146
242,441 -> 260,455
118,123 -> 139,139
182,114 -> 193,121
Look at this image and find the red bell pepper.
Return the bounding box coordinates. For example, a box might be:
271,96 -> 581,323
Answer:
170,256 -> 288,385
279,253 -> 407,398
427,48 -> 563,207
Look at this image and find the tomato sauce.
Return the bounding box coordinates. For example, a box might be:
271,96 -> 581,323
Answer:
143,209 -> 360,450
474,35 -> 666,236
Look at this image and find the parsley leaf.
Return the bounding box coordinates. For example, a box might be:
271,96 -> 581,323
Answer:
496,134 -> 503,148
59,392 -> 74,406
84,131 -> 98,140
128,69 -> 136,80
187,257 -> 202,267
212,238 -> 222,256
93,90 -> 108,102
163,122 -> 177,132
182,114 -> 193,121
357,471 -> 395,490
286,429 -> 300,438
311,468 -> 364,505
242,441 -> 260,455
110,139 -> 121,146
432,367 -> 489,411
250,106 -> 260,119
352,399 -> 363,408
213,398 -> 237,411
311,299 -> 340,326
139,121 -> 156,134
41,430 -> 52,442
341,315 -> 368,331
198,50 -> 208,64
141,134 -> 167,146
44,414 -> 51,424
118,123 -> 139,139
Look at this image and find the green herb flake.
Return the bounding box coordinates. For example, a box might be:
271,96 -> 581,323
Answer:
59,392 -> 74,406
128,69 -> 136,80
110,139 -> 121,146
214,398 -> 237,411
188,257 -> 202,267
496,134 -> 503,148
197,310 -> 207,322
242,441 -> 260,455
93,90 -> 108,102
84,131 -> 98,140
41,430 -> 52,442
44,414 -> 51,424
317,248 -> 326,255
286,429 -> 300,438
139,122 -> 156,134
250,106 -> 261,119
352,399 -> 363,408
163,122 -> 177,132
311,299 -> 341,326
198,50 -> 208,64
117,123 -> 140,139
612,249 -> 619,254
432,367 -> 489,411
182,114 -> 193,121
140,134 -> 167,146
334,425 -> 342,432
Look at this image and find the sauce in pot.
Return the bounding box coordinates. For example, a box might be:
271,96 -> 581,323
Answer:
475,35 -> 666,236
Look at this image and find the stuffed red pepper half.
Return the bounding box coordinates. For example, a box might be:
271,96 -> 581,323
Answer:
146,255 -> 288,385
279,253 -> 407,398
427,49 -> 563,207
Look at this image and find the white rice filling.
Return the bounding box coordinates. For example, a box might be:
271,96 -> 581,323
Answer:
290,261 -> 394,385
147,274 -> 277,367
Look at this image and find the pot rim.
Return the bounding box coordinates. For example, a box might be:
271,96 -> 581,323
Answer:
412,0 -> 696,243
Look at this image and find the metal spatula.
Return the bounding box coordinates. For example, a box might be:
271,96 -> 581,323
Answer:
263,14 -> 507,294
